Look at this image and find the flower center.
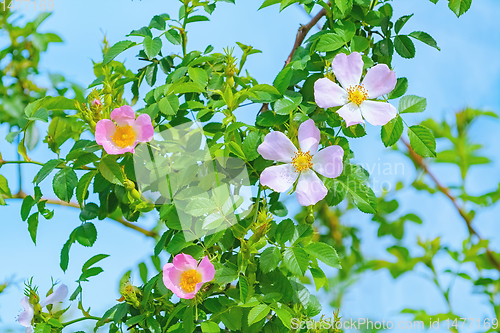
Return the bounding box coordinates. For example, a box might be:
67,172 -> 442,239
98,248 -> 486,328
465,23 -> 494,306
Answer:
112,125 -> 136,148
292,150 -> 313,172
179,269 -> 201,293
347,84 -> 368,106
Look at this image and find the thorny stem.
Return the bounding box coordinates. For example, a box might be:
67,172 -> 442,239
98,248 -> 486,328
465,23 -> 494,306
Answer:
401,138 -> 500,273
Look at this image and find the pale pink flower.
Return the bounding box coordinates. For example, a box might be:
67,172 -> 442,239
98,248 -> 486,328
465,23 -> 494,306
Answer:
162,254 -> 215,299
257,119 -> 344,206
19,284 -> 68,333
314,52 -> 397,127
95,105 -> 154,154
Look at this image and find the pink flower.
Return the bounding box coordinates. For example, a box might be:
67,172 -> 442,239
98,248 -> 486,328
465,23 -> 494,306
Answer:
95,105 -> 154,155
257,119 -> 344,206
314,52 -> 397,127
19,284 -> 68,333
162,254 -> 215,299
91,99 -> 102,108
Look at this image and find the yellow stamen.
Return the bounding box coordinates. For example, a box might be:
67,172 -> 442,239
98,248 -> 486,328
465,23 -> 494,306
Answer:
347,84 -> 368,106
292,150 -> 313,172
179,269 -> 202,293
112,125 -> 136,148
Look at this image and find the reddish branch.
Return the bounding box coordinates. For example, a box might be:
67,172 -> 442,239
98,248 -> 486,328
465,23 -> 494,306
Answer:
402,139 -> 500,272
5,191 -> 158,238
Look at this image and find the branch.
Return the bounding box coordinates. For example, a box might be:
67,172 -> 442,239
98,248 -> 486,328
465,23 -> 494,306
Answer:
4,192 -> 158,238
0,159 -> 95,171
401,138 -> 500,272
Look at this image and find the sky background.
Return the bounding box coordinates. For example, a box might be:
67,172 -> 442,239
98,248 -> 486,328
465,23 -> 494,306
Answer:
0,0 -> 500,332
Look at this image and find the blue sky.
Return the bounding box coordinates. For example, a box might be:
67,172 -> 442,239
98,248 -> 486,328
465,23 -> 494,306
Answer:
1,0 -> 499,331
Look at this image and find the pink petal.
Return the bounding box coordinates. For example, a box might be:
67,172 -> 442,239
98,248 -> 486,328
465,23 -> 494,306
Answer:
314,78 -> 348,109
361,64 -> 397,99
111,105 -> 136,126
295,170 -> 328,206
312,146 -> 344,178
95,119 -> 137,155
40,284 -> 68,307
336,102 -> 364,127
163,263 -> 189,298
197,256 -> 215,283
162,263 -> 177,290
331,52 -> 363,90
18,297 -> 34,327
360,100 -> 397,126
298,119 -> 320,153
260,164 -> 298,193
133,114 -> 154,143
173,253 -> 197,271
257,132 -> 297,163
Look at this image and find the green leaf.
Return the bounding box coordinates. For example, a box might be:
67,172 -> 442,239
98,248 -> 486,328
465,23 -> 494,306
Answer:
259,0 -> 281,9
283,247 -> 309,276
34,159 -> 64,185
273,305 -> 293,329
173,82 -> 205,94
159,95 -> 180,116
394,35 -> 415,58
388,77 -> 408,99
448,0 -> 472,17
143,36 -> 162,60
75,222 -> 98,247
79,266 -> 104,281
53,168 -> 78,202
188,67 -> 209,87
185,197 -> 217,216
80,203 -> 99,221
103,40 -> 136,65
149,15 -> 167,30
0,174 -> 11,197
76,171 -> 96,206
98,156 -> 125,185
243,131 -> 263,161
239,275 -> 250,303
273,67 -> 293,95
315,33 -> 345,52
275,218 -> 295,245
310,266 -> 328,291
248,304 -> 271,326
128,26 -> 152,38
185,15 -> 210,24
60,231 -> 76,272
408,125 -> 437,157
260,246 -> 281,273
274,98 -> 296,115
337,175 -> 377,214
335,0 -> 349,14
394,14 -> 413,34
304,242 -> 341,268
409,31 -> 441,51
82,254 -> 109,272
350,36 -> 369,52
21,195 -> 36,221
215,266 -> 238,285
399,95 -> 427,114
165,29 -> 182,45
27,213 -> 39,245
220,307 -> 242,330
166,232 -> 189,254
201,322 -> 220,333
381,116 -> 403,147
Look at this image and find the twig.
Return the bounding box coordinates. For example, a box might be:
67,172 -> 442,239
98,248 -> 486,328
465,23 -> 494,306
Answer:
4,192 -> 158,238
402,138 -> 500,272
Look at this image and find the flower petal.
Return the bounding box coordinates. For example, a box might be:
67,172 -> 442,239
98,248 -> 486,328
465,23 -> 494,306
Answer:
173,253 -> 198,271
361,64 -> 397,99
40,284 -> 68,307
197,256 -> 215,283
336,102 -> 364,127
295,170 -> 328,206
360,100 -> 397,126
26,327 -> 34,333
298,119 -> 320,153
260,164 -> 298,193
133,114 -> 154,143
162,263 -> 178,290
18,297 -> 34,327
314,78 -> 348,109
257,132 -> 297,163
163,263 -> 192,299
111,105 -> 136,126
331,52 -> 363,90
95,119 -> 136,155
312,145 -> 344,178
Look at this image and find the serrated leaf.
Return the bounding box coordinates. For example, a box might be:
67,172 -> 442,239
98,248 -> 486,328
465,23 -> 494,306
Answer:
408,125 -> 437,157
185,197 -> 217,216
310,266 -> 328,291
399,95 -> 427,113
103,40 -> 136,65
201,322 -> 220,333
220,307 -> 242,330
283,247 -> 309,276
335,0 -> 349,14
388,77 -> 408,99
259,0 -> 281,9
215,266 -> 238,285
315,33 -> 345,52
75,222 -> 97,247
273,305 -> 293,328
409,31 -> 441,51
260,246 -> 281,273
242,131 -> 262,161
381,116 -> 403,147
338,176 -> 377,213
273,67 -> 293,95
34,159 -> 64,185
247,304 -> 271,326
144,36 -> 162,60
27,213 -> 39,245
158,95 -> 180,116
76,171 -> 96,206
98,156 -> 125,185
394,35 -> 415,58
21,195 -> 35,221
53,168 -> 78,202
188,67 -> 209,87
304,242 -> 341,268
448,0 -> 472,17
82,254 -> 109,272
275,218 -> 295,245
394,14 -> 413,34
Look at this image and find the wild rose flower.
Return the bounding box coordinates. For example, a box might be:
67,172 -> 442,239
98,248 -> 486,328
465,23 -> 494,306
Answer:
95,105 -> 154,155
163,254 -> 215,299
19,284 -> 68,333
314,52 -> 397,127
257,119 -> 344,206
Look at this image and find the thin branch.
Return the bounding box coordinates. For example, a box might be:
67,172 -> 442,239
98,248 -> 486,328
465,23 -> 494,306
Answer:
0,159 -> 95,171
401,138 -> 500,272
4,192 -> 158,238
